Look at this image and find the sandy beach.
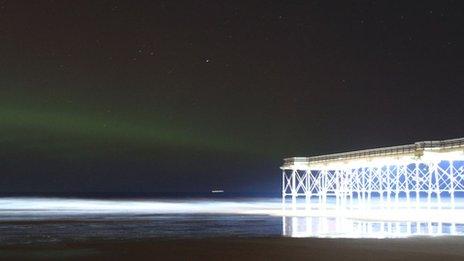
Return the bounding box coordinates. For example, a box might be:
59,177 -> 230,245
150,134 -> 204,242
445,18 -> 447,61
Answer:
2,236 -> 464,260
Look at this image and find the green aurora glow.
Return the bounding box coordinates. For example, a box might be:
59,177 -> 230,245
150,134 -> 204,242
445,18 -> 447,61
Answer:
0,93 -> 297,159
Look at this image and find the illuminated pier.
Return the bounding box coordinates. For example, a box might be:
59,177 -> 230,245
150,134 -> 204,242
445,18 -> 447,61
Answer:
281,137 -> 464,214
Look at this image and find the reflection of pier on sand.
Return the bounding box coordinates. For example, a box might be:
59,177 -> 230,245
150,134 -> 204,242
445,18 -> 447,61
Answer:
280,198 -> 464,238
282,215 -> 464,238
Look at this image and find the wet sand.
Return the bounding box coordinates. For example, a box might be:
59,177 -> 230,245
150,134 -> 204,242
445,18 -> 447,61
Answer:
2,236 -> 464,260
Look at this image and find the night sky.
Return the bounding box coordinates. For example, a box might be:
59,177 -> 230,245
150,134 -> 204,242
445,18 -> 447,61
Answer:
0,1 -> 463,195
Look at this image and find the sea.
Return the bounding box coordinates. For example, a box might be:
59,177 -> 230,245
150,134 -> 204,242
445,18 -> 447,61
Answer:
1,194 -> 464,245
0,194 -> 283,245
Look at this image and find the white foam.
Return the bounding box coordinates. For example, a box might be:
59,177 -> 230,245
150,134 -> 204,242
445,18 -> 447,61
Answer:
0,197 -> 282,219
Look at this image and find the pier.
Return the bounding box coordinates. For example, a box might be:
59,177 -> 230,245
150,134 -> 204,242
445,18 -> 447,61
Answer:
281,138 -> 464,214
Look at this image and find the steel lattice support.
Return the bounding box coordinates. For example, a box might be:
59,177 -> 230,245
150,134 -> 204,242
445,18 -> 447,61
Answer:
282,160 -> 464,212
281,138 -> 464,213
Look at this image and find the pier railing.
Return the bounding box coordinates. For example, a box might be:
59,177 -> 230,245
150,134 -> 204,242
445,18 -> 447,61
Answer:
283,137 -> 464,167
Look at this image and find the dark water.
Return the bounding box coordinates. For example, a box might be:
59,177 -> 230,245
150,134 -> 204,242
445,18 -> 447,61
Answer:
0,214 -> 282,245
2,197 -> 464,245
0,197 -> 283,245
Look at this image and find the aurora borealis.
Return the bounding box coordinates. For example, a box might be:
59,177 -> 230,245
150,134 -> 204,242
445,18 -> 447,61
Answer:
0,1 -> 463,195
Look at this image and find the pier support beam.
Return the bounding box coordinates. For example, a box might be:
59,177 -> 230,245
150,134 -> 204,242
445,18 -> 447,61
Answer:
281,138 -> 464,214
